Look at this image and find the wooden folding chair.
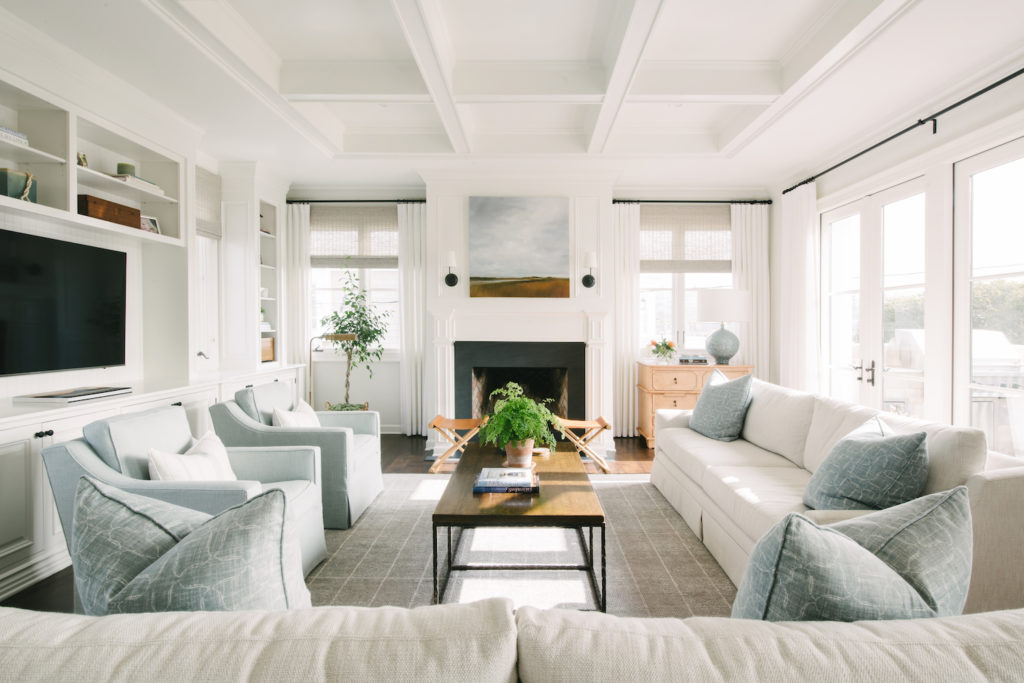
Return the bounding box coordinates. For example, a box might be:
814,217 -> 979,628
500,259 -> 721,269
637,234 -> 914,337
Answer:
427,414 -> 483,474
556,416 -> 612,473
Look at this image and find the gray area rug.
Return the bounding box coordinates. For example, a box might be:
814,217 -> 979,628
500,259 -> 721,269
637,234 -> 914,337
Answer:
307,473 -> 737,618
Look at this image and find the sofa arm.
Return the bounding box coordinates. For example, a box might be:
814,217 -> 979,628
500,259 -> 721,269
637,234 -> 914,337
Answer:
316,410 -> 380,436
963,466 -> 1024,613
655,409 -> 693,432
228,446 -> 321,484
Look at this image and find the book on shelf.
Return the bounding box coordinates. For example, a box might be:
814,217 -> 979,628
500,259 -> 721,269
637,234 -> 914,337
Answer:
13,386 -> 132,404
112,173 -> 165,195
0,129 -> 28,146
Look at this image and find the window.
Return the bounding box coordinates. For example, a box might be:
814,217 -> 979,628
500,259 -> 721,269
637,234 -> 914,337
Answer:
954,139 -> 1024,457
637,204 -> 733,351
309,204 -> 400,351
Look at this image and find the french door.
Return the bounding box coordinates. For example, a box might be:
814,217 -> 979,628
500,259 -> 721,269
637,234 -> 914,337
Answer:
821,179 -> 929,417
953,137 -> 1024,456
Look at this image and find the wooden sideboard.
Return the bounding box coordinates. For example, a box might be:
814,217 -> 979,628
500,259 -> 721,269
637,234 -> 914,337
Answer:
637,362 -> 753,448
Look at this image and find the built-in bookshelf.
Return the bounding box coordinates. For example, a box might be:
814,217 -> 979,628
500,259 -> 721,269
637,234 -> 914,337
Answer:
259,200 -> 278,363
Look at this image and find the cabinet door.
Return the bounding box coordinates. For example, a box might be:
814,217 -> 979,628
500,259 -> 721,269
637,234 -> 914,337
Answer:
121,388 -> 219,437
0,425 -> 38,575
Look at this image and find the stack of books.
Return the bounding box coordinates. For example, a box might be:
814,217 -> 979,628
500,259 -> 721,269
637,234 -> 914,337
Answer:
112,173 -> 165,195
472,467 -> 540,494
678,355 -> 709,365
0,125 -> 28,146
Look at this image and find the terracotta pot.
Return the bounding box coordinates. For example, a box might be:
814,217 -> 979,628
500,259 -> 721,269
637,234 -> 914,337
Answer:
504,439 -> 535,468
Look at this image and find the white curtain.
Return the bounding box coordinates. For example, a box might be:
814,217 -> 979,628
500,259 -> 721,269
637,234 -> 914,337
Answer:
778,183 -> 820,391
398,202 -> 426,436
613,203 -> 641,437
285,203 -> 312,399
730,203 -> 770,379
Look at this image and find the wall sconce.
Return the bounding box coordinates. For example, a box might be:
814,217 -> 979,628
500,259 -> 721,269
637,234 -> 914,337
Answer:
444,250 -> 459,287
581,251 -> 597,288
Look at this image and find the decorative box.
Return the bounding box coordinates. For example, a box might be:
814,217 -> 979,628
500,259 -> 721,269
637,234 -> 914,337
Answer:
0,168 -> 37,202
77,194 -> 141,228
261,337 -> 275,362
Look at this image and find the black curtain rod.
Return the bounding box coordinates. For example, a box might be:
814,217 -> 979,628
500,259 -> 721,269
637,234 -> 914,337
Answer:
286,199 -> 426,204
783,65 -> 1024,195
613,199 -> 772,205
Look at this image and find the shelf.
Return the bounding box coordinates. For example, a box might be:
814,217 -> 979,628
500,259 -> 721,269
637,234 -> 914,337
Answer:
261,329 -> 277,334
0,137 -> 65,164
259,231 -> 275,239
76,166 -> 177,205
260,264 -> 275,270
0,194 -> 181,246
260,297 -> 276,302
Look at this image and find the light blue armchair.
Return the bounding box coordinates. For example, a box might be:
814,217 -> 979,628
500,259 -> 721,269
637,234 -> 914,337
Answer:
209,383 -> 383,530
42,405 -> 329,584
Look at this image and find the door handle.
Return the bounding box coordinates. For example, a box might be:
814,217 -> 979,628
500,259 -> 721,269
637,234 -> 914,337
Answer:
852,362 -> 863,382
865,360 -> 876,387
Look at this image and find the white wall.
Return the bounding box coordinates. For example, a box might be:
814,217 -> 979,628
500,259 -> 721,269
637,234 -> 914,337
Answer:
310,355 -> 401,433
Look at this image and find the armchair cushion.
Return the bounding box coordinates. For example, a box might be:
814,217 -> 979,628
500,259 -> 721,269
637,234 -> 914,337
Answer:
72,477 -> 310,615
236,383 -> 294,425
83,405 -> 193,479
148,432 -> 237,482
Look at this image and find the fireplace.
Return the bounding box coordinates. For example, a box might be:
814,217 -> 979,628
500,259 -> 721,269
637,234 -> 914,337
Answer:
454,342 -> 585,420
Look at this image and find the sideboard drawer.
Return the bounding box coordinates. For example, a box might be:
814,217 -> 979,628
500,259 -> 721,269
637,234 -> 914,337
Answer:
650,370 -> 701,391
652,393 -> 698,411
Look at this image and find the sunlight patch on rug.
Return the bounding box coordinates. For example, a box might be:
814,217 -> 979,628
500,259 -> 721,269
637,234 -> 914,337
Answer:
454,577 -> 589,610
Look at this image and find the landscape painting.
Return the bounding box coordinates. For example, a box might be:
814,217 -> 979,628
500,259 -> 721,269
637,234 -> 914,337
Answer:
469,196 -> 570,298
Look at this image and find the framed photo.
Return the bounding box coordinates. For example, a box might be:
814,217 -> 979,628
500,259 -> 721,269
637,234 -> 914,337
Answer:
140,215 -> 160,234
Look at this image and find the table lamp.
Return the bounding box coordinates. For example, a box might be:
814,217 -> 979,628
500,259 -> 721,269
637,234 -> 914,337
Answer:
696,289 -> 750,365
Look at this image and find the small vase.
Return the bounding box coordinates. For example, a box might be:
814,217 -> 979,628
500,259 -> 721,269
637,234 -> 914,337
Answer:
504,439 -> 535,468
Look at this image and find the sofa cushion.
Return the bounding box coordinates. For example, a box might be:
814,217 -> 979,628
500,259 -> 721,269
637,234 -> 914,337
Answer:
877,412 -> 987,494
657,427 -> 798,486
148,431 -> 237,482
702,465 -> 811,543
802,395 -> 880,472
732,487 -> 972,621
235,382 -> 295,425
0,599 -> 519,682
83,405 -> 194,479
741,379 -> 817,467
515,604 -> 1024,682
72,478 -> 310,615
803,416 -> 928,510
689,371 -> 753,442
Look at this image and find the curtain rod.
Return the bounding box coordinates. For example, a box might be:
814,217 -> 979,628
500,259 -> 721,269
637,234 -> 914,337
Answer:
613,199 -> 772,205
783,65 -> 1024,195
286,199 -> 426,204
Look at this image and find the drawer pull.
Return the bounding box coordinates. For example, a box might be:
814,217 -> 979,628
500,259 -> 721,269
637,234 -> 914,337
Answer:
672,399 -> 678,407
673,377 -> 677,384
34,429 -> 55,439
171,401 -> 183,407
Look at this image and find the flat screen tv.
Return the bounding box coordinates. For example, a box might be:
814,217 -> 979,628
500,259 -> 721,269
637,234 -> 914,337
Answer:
0,228 -> 127,376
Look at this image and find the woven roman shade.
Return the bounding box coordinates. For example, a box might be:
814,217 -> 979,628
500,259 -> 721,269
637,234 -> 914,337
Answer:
639,204 -> 731,273
310,204 -> 398,268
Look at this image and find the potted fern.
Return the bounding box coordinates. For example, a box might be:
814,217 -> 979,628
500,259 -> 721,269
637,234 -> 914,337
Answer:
477,382 -> 565,467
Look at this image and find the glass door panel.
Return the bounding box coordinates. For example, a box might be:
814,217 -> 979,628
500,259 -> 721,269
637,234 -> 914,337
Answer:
822,213 -> 862,402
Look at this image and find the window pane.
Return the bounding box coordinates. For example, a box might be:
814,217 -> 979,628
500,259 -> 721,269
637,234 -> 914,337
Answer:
972,156 -> 1024,278
882,288 -> 925,418
829,214 -> 860,292
829,293 -> 860,367
638,273 -> 673,348
883,193 -> 925,288
971,277 -> 1024,384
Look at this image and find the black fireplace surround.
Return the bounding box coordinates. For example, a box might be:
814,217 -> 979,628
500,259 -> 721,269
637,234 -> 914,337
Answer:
454,341 -> 586,420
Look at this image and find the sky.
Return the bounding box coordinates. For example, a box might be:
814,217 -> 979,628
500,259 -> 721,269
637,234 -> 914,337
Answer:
468,196 -> 570,278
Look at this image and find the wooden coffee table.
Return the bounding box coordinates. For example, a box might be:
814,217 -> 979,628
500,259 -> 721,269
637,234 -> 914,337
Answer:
432,443 -> 607,611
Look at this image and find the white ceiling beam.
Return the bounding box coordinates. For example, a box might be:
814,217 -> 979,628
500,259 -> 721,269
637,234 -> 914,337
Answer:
586,0 -> 666,154
280,61 -> 430,102
720,0 -> 918,156
390,0 -> 470,154
630,61 -> 780,104
454,61 -> 606,103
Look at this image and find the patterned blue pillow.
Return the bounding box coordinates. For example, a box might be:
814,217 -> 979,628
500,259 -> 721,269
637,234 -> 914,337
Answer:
72,477 -> 310,615
732,487 -> 972,621
688,371 -> 753,441
804,416 -> 928,510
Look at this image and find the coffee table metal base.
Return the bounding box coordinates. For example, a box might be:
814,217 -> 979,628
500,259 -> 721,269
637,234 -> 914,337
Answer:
432,521 -> 606,612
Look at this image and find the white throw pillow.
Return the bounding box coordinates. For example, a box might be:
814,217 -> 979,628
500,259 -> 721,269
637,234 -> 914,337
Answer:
148,431 -> 237,482
272,399 -> 320,428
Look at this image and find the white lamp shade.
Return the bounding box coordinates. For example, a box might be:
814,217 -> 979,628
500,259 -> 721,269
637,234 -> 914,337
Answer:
697,289 -> 750,322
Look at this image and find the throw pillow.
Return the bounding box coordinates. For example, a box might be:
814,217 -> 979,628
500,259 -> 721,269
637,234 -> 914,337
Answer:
688,371 -> 753,441
148,431 -> 237,482
732,486 -> 972,621
803,416 -> 928,510
71,477 -> 310,615
272,399 -> 320,428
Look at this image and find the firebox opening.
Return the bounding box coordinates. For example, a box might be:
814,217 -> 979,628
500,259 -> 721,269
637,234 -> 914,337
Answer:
472,366 -> 569,419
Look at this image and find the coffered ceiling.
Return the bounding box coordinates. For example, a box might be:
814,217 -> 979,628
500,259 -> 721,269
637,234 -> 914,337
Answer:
4,0 -> 1024,192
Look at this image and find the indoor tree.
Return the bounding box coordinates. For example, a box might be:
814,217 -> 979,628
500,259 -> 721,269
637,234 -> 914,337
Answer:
320,269 -> 390,407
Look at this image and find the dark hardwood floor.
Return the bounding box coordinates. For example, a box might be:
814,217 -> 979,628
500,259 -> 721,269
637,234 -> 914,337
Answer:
2,434 -> 654,614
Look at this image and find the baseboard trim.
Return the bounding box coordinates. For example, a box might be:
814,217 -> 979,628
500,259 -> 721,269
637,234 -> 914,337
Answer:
0,549 -> 71,603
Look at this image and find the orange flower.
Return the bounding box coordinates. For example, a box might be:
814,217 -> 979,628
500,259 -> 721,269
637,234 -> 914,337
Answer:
668,341 -> 675,348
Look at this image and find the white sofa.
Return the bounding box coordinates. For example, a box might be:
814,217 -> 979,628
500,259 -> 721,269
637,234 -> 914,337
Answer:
652,379 -> 1024,614
2,601 -> 1023,681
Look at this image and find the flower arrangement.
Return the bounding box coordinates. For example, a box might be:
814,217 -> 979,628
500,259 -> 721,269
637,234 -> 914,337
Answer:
649,338 -> 676,362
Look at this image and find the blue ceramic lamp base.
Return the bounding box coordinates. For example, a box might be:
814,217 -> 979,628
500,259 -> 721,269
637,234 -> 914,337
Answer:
705,324 -> 739,365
